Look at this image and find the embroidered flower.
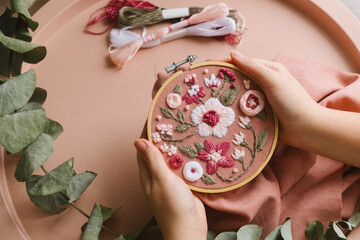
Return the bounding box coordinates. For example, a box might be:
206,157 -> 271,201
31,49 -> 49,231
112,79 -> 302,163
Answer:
233,168 -> 238,173
238,116 -> 251,129
204,74 -> 221,88
185,105 -> 191,111
166,93 -> 182,109
232,131 -> 245,145
243,79 -> 251,89
183,161 -> 203,182
157,124 -> 173,136
203,68 -> 209,74
231,148 -> 245,160
219,68 -> 237,82
191,98 -> 235,138
239,90 -> 265,116
182,84 -> 205,104
159,144 -> 177,156
169,155 -> 184,169
156,115 -> 162,121
197,140 -> 234,175
151,132 -> 162,143
184,74 -> 197,85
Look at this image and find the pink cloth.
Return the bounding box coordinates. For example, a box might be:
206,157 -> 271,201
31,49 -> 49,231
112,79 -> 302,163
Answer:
195,55 -> 360,239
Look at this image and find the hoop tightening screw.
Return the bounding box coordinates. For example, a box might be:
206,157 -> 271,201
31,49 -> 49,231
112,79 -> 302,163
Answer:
165,55 -> 197,73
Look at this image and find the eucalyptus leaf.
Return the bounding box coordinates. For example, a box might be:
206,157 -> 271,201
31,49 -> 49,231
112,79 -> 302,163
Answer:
29,87 -> 47,105
44,118 -> 63,140
280,219 -> 293,240
332,222 -> 346,239
27,158 -> 74,196
265,225 -> 282,240
100,204 -> 121,221
0,69 -> 36,116
305,221 -> 324,240
219,85 -> 240,106
17,102 -> 43,112
207,231 -> 217,240
336,221 -> 352,231
174,123 -> 190,133
26,175 -> 70,214
82,203 -> 103,240
214,231 -> 237,240
323,222 -> 338,240
10,0 -> 39,31
15,133 -> 54,182
178,145 -> 198,158
0,109 -> 47,153
237,224 -> 262,240
255,128 -> 269,152
67,172 -> 97,202
349,212 -> 360,227
0,8 -> 17,37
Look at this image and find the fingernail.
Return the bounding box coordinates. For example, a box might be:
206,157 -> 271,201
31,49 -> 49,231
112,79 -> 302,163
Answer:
134,139 -> 147,152
230,50 -> 245,58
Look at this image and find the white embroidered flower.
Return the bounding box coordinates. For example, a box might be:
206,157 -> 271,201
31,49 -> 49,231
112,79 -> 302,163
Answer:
191,98 -> 235,138
231,148 -> 245,160
187,84 -> 200,96
168,145 -> 177,156
204,74 -> 221,88
159,143 -> 169,153
166,93 -> 182,109
239,90 -> 265,116
156,124 -> 173,136
238,116 -> 251,129
151,132 -> 162,143
232,131 -> 245,145
159,144 -> 177,156
183,161 -> 203,182
243,79 -> 251,89
233,168 -> 239,173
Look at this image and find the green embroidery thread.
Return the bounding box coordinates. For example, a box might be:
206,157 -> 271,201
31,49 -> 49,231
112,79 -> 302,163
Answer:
201,173 -> 216,185
255,108 -> 267,122
219,85 -> 241,106
178,145 -> 198,158
173,83 -> 182,94
161,130 -> 197,145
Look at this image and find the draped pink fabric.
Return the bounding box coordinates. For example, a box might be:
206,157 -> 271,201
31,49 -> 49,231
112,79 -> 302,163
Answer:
195,55 -> 360,239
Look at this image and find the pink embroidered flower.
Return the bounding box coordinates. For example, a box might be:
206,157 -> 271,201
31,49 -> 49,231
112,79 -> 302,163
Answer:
151,132 -> 162,143
182,84 -> 205,104
243,79 -> 251,89
239,90 -> 265,116
156,115 -> 162,121
233,168 -> 238,173
219,68 -> 237,82
159,144 -> 177,156
230,83 -> 236,89
166,93 -> 182,109
231,148 -> 245,160
183,161 -> 203,182
157,124 -> 173,136
232,131 -> 245,145
169,155 -> 184,169
203,68 -> 209,74
204,74 -> 221,88
184,74 -> 197,85
197,140 -> 234,175
185,105 -> 191,111
191,98 -> 235,138
238,116 -> 251,129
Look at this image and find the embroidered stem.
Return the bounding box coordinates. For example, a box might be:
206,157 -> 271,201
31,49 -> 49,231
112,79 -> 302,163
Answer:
216,153 -> 256,182
210,87 -> 217,97
240,140 -> 255,158
160,107 -> 197,126
161,130 -> 197,144
213,78 -> 228,98
199,97 -> 205,104
236,157 -> 246,171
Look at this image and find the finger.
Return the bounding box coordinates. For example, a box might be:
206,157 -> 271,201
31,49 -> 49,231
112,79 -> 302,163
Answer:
206,58 -> 232,63
136,151 -> 152,194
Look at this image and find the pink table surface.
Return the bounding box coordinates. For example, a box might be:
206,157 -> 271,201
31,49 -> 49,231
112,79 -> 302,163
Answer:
1,0 -> 359,239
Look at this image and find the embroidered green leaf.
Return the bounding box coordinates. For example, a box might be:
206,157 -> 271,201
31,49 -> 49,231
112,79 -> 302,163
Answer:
177,109 -> 185,123
44,118 -> 64,140
280,219 -> 293,240
237,224 -> 262,240
0,109 -> 47,153
100,204 -> 122,221
265,225 -> 282,240
124,217 -> 157,240
10,0 -> 39,31
215,231 -> 237,240
0,69 -> 36,116
201,174 -> 216,185
178,145 -> 198,158
26,175 -> 70,214
160,107 -> 175,119
207,231 -> 217,240
256,108 -> 267,122
195,142 -> 205,151
174,123 -> 190,133
255,128 -> 269,152
27,158 -> 74,196
173,83 -> 182,94
29,87 -> 47,105
349,212 -> 360,227
15,133 -> 54,182
66,171 -> 97,202
219,85 -> 240,106
81,203 -> 102,240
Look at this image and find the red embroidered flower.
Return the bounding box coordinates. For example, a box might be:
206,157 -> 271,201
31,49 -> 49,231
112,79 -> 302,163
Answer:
197,140 -> 234,175
182,84 -> 206,104
169,155 -> 184,169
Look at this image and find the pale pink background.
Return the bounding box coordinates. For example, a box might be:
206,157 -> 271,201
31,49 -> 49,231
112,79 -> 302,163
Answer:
0,0 -> 359,239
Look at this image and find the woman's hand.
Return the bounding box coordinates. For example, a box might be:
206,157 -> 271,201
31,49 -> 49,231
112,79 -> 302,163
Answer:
135,138 -> 207,240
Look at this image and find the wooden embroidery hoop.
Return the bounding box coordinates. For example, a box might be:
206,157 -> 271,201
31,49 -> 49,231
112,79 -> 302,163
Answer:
147,61 -> 279,193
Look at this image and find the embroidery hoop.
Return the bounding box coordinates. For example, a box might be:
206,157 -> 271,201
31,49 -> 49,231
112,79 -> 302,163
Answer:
147,61 -> 279,193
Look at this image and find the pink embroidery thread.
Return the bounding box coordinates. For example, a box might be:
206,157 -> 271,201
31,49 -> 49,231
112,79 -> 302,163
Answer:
202,110 -> 220,127
169,155 -> 184,169
239,90 -> 265,116
166,93 -> 182,109
182,85 -> 206,104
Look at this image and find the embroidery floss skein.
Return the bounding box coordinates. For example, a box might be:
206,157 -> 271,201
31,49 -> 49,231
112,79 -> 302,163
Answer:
109,2 -> 230,69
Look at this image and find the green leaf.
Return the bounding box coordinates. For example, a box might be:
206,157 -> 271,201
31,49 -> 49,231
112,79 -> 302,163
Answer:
219,85 -> 240,106
10,0 -> 39,31
332,222 -> 346,239
0,8 -> 17,37
27,158 -> 74,196
66,172 -> 97,202
265,225 -> 282,240
44,118 -> 64,140
215,231 -> 237,240
26,175 -> 70,214
100,204 -> 121,221
201,173 -> 216,185
0,109 -> 47,153
160,107 -> 175,119
194,142 -> 205,151
323,222 -> 337,240
237,224 -> 262,240
178,145 -> 198,158
174,123 -> 190,133
177,109 -> 185,123
15,133 -> 54,182
207,231 -> 217,240
17,102 -> 43,112
256,108 -> 267,122
82,203 -> 103,240
256,128 -> 269,152
349,212 -> 360,228
281,219 -> 293,240
0,69 -> 36,116
0,30 -> 46,64
173,83 -> 182,94
125,217 -> 157,240
29,87 -> 47,105
305,221 -> 324,240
